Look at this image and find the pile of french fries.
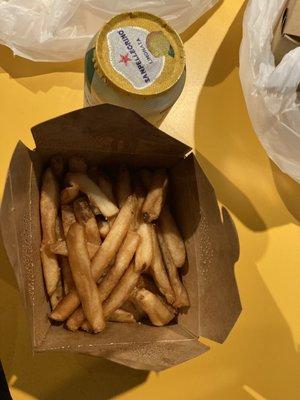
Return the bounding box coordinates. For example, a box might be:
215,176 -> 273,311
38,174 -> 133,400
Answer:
40,155 -> 189,333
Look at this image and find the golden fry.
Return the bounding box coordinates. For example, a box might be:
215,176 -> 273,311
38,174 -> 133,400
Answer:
66,230 -> 139,330
159,205 -> 186,268
50,195 -> 136,322
103,262 -> 141,318
135,222 -> 153,272
73,197 -> 101,245
142,169 -> 168,222
49,240 -> 98,259
150,225 -> 175,305
78,308 -> 136,328
40,169 -> 59,243
40,245 -> 61,296
97,218 -> 110,239
66,306 -> 86,331
132,176 -> 146,229
60,256 -> 74,295
40,168 -> 61,296
61,205 -> 76,237
98,171 -> 116,204
61,185 -> 80,205
66,223 -> 105,333
108,308 -> 136,323
115,164 -> 132,208
50,279 -> 63,309
132,288 -> 176,326
97,230 -> 140,302
90,203 -> 101,216
55,216 -> 64,241
157,228 -> 189,308
122,299 -> 145,322
67,173 -> 119,218
49,241 -> 68,256
68,155 -> 87,173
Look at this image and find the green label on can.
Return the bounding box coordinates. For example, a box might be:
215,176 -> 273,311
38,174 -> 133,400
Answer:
85,47 -> 95,90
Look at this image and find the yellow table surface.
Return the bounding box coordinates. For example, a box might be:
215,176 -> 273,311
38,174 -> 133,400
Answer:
1,1 -> 300,399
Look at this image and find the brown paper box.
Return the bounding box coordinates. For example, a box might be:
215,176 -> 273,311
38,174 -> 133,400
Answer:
0,104 -> 241,371
272,0 -> 300,65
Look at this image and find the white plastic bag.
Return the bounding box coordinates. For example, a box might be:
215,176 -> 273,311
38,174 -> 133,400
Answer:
240,0 -> 300,182
0,0 -> 218,62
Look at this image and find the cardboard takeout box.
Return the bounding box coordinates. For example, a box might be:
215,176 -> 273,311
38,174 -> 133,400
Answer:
0,104 -> 241,371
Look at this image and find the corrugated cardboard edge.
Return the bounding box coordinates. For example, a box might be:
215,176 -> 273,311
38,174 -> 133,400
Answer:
0,141 -> 50,347
31,104 -> 191,165
172,154 -> 241,343
36,325 -> 209,372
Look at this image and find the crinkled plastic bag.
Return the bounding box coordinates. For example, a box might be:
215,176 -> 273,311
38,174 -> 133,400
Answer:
240,0 -> 300,182
0,0 -> 218,62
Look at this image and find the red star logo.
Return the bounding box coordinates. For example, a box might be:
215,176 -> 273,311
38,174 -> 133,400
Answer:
119,53 -> 131,66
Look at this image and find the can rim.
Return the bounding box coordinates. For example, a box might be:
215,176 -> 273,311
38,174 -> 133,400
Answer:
94,11 -> 185,98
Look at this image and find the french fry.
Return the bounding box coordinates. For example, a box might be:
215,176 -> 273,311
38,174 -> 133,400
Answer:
50,279 -> 63,309
81,320 -> 93,332
40,168 -> 61,296
66,306 -> 86,331
131,288 -> 176,326
67,173 -> 119,218
49,241 -> 68,256
103,262 -> 141,318
122,299 -> 145,322
115,164 -> 132,208
97,230 -> 140,302
40,169 -> 59,243
142,169 -> 168,222
90,204 -> 101,216
108,308 -> 136,323
157,228 -> 189,308
159,205 -> 186,268
66,223 -> 105,333
98,171 -> 116,204
65,230 -> 140,330
132,176 -> 146,229
60,256 -> 74,295
80,310 -> 136,328
139,169 -> 152,191
61,205 -> 76,237
73,197 -> 101,245
135,222 -> 153,272
50,155 -> 64,178
55,216 -> 64,240
97,218 -> 110,239
54,214 -> 73,296
40,245 -> 61,296
61,185 -> 80,205
150,225 -> 175,305
50,195 -> 136,322
49,240 -> 99,259
68,155 -> 88,173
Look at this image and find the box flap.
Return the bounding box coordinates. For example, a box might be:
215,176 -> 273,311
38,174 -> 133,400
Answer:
38,324 -> 209,371
171,154 -> 241,343
0,141 -> 50,346
31,104 -> 191,167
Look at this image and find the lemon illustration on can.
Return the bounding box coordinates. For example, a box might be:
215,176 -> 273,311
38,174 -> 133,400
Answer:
146,31 -> 175,58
